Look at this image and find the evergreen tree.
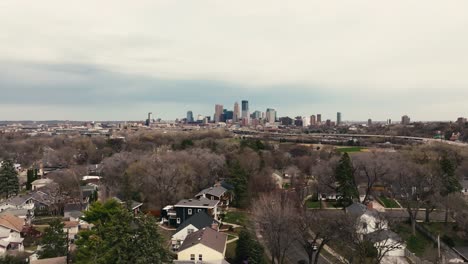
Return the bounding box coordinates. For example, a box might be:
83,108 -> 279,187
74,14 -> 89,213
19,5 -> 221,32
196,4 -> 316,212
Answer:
39,218 -> 68,259
235,230 -> 265,264
335,153 -> 358,207
0,160 -> 19,199
26,169 -> 38,191
75,200 -> 171,264
227,161 -> 249,208
440,155 -> 461,195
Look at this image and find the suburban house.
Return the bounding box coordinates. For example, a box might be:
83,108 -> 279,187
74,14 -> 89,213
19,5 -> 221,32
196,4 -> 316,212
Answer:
81,184 -> 98,205
366,230 -> 405,257
172,211 -> 219,251
0,214 -> 25,255
64,204 -> 85,222
0,195 -> 35,212
63,221 -> 79,242
177,227 -> 227,263
195,185 -> 231,207
113,197 -> 143,215
346,202 -> 405,258
162,198 -> 219,227
0,209 -> 33,225
346,202 -> 388,235
31,178 -> 54,191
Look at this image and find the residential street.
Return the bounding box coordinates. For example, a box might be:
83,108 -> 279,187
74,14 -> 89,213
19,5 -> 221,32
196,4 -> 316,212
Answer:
285,239 -> 334,264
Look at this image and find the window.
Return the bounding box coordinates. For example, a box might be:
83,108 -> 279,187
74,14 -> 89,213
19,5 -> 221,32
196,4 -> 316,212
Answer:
198,209 -> 202,213
190,254 -> 195,261
176,218 -> 181,224
199,254 -> 203,261
187,228 -> 194,234
188,209 -> 192,215
211,196 -> 214,200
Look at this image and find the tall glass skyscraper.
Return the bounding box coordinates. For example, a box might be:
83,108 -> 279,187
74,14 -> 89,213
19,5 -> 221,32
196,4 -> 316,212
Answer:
241,100 -> 249,120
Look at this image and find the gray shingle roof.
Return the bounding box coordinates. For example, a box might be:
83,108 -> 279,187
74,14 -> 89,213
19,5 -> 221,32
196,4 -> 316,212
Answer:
175,211 -> 218,233
345,202 -> 367,216
175,198 -> 219,208
195,186 -> 227,198
178,227 -> 227,254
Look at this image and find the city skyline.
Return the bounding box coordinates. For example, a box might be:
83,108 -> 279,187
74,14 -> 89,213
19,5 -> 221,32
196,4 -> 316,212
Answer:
1,1 -> 468,121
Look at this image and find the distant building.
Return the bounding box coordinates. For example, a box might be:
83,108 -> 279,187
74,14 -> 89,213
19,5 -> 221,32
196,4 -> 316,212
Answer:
279,117 -> 293,126
302,116 -> 310,127
214,104 -> 223,123
186,111 -> 194,123
294,116 -> 303,127
337,112 -> 342,125
387,119 -> 392,125
233,102 -> 240,122
266,108 -> 277,123
368,119 -> 372,126
223,109 -> 233,121
310,115 -> 316,125
325,119 -> 331,126
317,114 -> 322,124
251,110 -> 262,120
401,115 -> 410,125
146,112 -> 153,126
457,117 -> 467,125
241,100 -> 249,122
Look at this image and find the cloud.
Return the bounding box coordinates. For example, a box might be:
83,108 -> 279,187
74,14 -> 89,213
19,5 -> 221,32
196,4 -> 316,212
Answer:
0,0 -> 467,120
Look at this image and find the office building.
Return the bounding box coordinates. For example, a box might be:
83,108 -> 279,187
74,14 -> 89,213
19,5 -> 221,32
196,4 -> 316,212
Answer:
223,109 -> 233,121
251,110 -> 262,120
325,119 -> 331,127
266,108 -> 276,123
186,111 -> 194,123
241,100 -> 249,121
337,112 -> 342,125
310,115 -> 316,125
368,119 -> 372,126
401,115 -> 410,125
233,102 -> 240,122
214,104 -> 223,123
302,116 -> 310,127
146,112 -> 153,126
317,114 -> 322,124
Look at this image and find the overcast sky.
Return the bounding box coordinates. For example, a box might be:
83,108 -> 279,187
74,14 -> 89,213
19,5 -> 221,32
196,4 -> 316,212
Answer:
1,0 -> 468,121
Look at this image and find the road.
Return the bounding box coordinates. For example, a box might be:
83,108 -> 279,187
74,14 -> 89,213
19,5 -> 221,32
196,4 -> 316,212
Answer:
285,239 -> 334,264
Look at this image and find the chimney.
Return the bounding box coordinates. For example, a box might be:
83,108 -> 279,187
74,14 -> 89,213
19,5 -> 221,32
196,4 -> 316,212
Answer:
367,202 -> 373,210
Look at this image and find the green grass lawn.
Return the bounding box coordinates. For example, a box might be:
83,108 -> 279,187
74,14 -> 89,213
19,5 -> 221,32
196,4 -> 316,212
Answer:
394,223 -> 435,257
378,196 -> 400,208
336,147 -> 366,153
223,211 -> 248,226
306,200 -> 321,209
422,222 -> 468,247
225,240 -> 237,261
227,234 -> 237,241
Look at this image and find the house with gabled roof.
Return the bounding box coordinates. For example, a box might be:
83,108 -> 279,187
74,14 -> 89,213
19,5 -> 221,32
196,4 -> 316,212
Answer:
177,227 -> 227,263
163,198 -> 219,227
195,185 -> 231,207
0,214 -> 25,254
172,211 -> 219,251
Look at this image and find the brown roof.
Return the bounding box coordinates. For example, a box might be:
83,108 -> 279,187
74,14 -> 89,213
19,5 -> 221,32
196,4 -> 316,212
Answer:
63,221 -> 79,228
0,214 -> 25,232
178,227 -> 227,254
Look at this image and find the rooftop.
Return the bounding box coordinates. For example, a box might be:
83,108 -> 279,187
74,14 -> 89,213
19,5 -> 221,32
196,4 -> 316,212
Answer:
175,211 -> 218,233
175,198 -> 219,208
195,186 -> 227,198
178,227 -> 227,254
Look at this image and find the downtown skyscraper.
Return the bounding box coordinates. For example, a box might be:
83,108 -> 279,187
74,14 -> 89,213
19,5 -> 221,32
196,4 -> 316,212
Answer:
241,100 -> 249,122
233,102 -> 240,122
214,104 -> 223,123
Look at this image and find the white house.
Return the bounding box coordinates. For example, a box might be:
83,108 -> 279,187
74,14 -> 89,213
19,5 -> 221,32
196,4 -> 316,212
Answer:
367,230 -> 405,257
346,202 -> 388,235
63,221 -> 79,241
0,214 -> 25,255
177,227 -> 227,262
172,211 -> 219,251
31,178 -> 54,191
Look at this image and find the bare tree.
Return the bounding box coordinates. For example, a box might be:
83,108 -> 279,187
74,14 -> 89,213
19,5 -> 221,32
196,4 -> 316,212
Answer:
253,192 -> 299,264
